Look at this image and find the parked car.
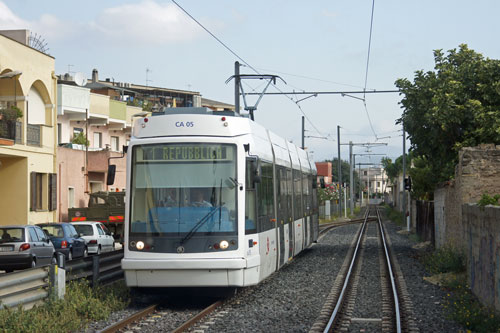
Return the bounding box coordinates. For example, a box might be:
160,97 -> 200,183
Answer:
0,225 -> 55,272
37,223 -> 87,260
70,221 -> 115,255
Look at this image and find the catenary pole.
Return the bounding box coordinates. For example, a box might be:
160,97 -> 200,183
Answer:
337,126 -> 342,216
349,141 -> 354,215
234,61 -> 240,116
301,116 -> 305,150
402,122 -> 407,230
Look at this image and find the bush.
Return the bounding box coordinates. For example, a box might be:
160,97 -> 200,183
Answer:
422,245 -> 465,275
0,280 -> 129,332
444,283 -> 500,332
477,193 -> 500,207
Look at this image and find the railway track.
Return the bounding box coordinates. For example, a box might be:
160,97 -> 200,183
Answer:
311,205 -> 419,333
319,216 -> 376,236
99,294 -> 226,333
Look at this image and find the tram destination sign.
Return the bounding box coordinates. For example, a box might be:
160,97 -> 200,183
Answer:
140,144 -> 232,162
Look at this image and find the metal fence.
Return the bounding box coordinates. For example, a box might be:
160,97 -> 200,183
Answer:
0,250 -> 124,310
416,200 -> 435,243
27,124 -> 40,146
0,266 -> 52,310
65,250 -> 124,286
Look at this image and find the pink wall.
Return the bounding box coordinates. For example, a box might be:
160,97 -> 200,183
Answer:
56,147 -> 127,221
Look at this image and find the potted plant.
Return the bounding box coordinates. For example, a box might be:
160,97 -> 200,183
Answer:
0,106 -> 22,139
0,106 -> 22,121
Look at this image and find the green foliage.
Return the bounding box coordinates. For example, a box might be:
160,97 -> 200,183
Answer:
422,245 -> 465,275
328,158 -> 353,183
380,156 -> 400,184
71,131 -> 89,146
408,155 -> 435,200
0,280 -> 129,332
383,204 -> 404,226
477,193 -> 500,206
444,282 -> 500,332
396,44 -> 500,194
0,106 -> 22,121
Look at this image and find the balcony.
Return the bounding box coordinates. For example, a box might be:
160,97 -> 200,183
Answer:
0,119 -> 16,145
27,124 -> 41,146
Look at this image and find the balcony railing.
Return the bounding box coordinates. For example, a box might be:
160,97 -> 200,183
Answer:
0,119 -> 16,142
15,121 -> 22,144
27,124 -> 41,146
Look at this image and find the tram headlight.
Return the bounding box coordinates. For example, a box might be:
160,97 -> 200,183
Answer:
136,241 -> 145,250
219,240 -> 229,250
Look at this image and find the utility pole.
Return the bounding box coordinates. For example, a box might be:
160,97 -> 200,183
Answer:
349,141 -> 354,215
234,61 -> 240,116
402,122 -> 408,231
301,116 -> 305,150
337,126 -> 342,216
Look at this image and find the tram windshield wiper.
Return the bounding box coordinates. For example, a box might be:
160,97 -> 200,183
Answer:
180,206 -> 221,245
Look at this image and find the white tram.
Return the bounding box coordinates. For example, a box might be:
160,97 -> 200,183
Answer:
121,107 -> 319,287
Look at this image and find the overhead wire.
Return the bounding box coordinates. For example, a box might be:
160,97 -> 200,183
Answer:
362,0 -> 379,140
171,0 -> 328,140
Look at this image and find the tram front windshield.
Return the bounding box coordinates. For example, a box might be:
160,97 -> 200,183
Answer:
130,143 -> 237,236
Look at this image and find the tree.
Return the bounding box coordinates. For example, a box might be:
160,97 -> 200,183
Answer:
396,44 -> 500,191
72,132 -> 89,146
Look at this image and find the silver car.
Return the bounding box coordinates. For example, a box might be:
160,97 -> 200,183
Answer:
0,225 -> 55,272
71,222 -> 115,255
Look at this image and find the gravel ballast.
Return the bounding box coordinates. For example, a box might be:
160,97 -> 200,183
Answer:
81,214 -> 465,332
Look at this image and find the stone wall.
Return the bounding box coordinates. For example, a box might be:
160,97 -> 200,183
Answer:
462,204 -> 500,311
434,144 -> 500,249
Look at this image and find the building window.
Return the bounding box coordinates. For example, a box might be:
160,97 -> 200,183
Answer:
111,136 -> 119,151
93,132 -> 102,149
363,171 -> 367,176
31,172 -> 56,211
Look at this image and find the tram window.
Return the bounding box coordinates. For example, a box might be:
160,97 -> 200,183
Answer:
293,169 -> 302,219
303,173 -> 309,215
245,190 -> 257,234
245,158 -> 257,234
257,162 -> 274,231
246,158 -> 255,190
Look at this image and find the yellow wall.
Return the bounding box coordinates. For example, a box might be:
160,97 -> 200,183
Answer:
0,33 -> 57,225
0,157 -> 28,225
90,93 -> 110,117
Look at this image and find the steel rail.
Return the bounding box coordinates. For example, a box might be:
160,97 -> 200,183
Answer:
99,304 -> 157,333
323,207 -> 370,333
376,207 -> 402,333
171,300 -> 223,333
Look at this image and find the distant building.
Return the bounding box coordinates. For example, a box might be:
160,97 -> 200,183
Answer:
56,69 -> 233,221
315,162 -> 332,186
359,166 -> 391,197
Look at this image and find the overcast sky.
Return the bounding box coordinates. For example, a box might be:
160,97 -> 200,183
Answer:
1,0 -> 499,164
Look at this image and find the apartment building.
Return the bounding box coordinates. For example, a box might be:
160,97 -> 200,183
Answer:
0,30 -> 57,225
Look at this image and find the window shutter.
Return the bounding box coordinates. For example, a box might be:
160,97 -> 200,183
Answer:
49,173 -> 57,211
30,172 -> 37,211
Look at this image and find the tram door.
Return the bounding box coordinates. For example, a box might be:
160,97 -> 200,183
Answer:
286,168 -> 294,260
277,167 -> 287,268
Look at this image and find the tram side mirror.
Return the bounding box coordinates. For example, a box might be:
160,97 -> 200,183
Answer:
247,156 -> 262,184
253,158 -> 262,184
107,165 -> 116,185
123,145 -> 128,153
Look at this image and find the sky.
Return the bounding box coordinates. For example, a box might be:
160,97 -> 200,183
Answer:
1,0 -> 500,165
